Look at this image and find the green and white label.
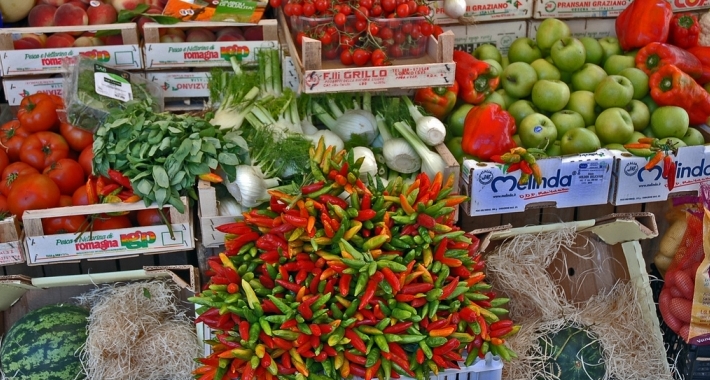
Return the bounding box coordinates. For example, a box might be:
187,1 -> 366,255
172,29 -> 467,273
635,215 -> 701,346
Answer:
94,64 -> 133,102
214,0 -> 258,21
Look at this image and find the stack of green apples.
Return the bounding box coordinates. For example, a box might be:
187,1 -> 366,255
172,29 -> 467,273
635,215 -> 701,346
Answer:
460,18 -> 705,157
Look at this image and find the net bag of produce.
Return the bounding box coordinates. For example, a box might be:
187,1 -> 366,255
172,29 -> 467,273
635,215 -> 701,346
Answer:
653,198 -> 701,277
659,182 -> 710,344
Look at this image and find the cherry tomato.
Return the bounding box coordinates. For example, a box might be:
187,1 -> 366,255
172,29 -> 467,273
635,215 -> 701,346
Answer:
326,26 -> 339,37
303,2 -> 316,16
0,162 -> 39,197
320,32 -> 333,45
372,57 -> 386,66
20,131 -> 70,171
410,45 -> 423,57
334,12 -> 347,26
352,48 -> 371,66
355,19 -> 368,32
360,0 -> 373,9
323,46 -> 340,59
420,22 -> 433,37
340,5 -> 352,15
389,44 -> 404,58
340,49 -> 354,65
296,31 -> 307,45
372,48 -> 387,62
43,158 -> 86,196
368,23 -> 379,36
370,4 -> 382,16
402,22 -> 413,34
379,26 -> 394,40
269,0 -> 282,8
407,0 -> 417,14
381,0 -> 396,12
396,2 -> 409,16
7,173 -> 60,218
355,5 -> 369,20
290,3 -> 303,16
432,25 -> 444,38
417,4 -> 430,15
283,2 -> 294,15
315,0 -> 329,12
394,31 -> 406,44
410,27 -> 423,40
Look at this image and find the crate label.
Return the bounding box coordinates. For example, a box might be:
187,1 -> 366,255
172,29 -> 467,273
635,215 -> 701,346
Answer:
163,0 -> 266,23
148,71 -> 210,98
672,0 -> 710,12
2,77 -> 64,106
282,56 -> 300,92
94,64 -> 133,102
430,0 -> 533,24
303,64 -> 455,93
610,145 -> 710,205
447,21 -> 526,56
0,45 -> 142,76
528,18 -> 616,39
462,149 -> 614,216
532,0 -> 629,18
0,242 -> 23,265
25,223 -> 193,264
143,41 -> 278,69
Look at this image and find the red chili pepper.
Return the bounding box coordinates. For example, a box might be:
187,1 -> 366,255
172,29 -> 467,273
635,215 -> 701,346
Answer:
365,359 -> 381,380
282,213 -> 309,229
297,295 -> 320,320
411,297 -> 427,308
217,222 -> 253,235
668,160 -> 677,191
395,294 -> 416,302
107,168 -> 132,190
431,354 -> 448,368
259,250 -> 280,264
433,338 -> 460,355
281,319 -> 298,330
324,277 -> 337,295
401,282 -> 434,295
260,331 -> 275,349
416,213 -> 436,229
86,177 -> 99,205
270,196 -> 288,213
319,194 -> 348,209
256,234 -> 288,251
224,231 -> 261,255
239,321 -> 250,341
301,181 -> 325,195
360,309 -> 376,321
361,193 -> 371,210
345,351 -> 367,366
339,273 -> 352,297
309,270 -> 322,294
275,279 -> 302,293
345,328 -> 368,353
439,277 -> 460,300
359,272 -> 385,310
381,267 -> 401,292
416,348 -> 426,364
490,326 -> 513,338
383,321 -> 413,334
354,209 -> 377,221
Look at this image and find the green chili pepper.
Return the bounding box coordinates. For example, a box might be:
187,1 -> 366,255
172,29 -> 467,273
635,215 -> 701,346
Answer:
374,335 -> 390,353
418,340 -> 433,359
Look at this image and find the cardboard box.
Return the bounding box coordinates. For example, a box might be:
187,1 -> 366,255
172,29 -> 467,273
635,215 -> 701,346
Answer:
461,149 -> 614,217
473,213 -> 670,378
142,20 -> 278,70
0,216 -> 24,266
197,180 -> 241,249
430,0 -> 533,25
22,197 -> 194,265
2,76 -> 63,106
609,145 -> 710,205
671,0 -> 710,12
147,71 -> 210,99
527,17 -> 616,39
0,23 -> 142,77
532,0 -> 629,19
444,21 -> 527,56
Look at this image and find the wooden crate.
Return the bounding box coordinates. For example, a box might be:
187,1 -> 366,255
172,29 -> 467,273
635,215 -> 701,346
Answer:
278,10 -> 455,94
0,23 -> 142,77
0,216 -> 24,266
142,20 -> 279,70
197,180 -> 240,249
22,197 -> 194,266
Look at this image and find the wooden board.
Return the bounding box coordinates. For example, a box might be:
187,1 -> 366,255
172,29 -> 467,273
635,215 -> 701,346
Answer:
0,216 -> 24,266
197,180 -> 239,249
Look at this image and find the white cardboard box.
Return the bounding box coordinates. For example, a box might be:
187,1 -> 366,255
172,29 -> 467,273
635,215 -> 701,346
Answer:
147,71 -> 211,98
430,0 -> 533,24
527,17 -> 617,39
2,76 -> 63,106
461,149 -> 614,216
532,0 -> 629,19
444,21 -> 527,56
609,146 -> 710,205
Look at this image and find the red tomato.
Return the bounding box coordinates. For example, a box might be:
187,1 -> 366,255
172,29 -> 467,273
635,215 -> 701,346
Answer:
389,44 -> 404,58
0,194 -> 8,215
396,3 -> 409,17
334,12 -> 347,26
302,1 -> 316,16
0,162 -> 39,197
269,0 -> 282,8
7,173 -> 61,217
355,19 -> 367,32
319,32 -> 333,45
92,215 -> 132,231
352,48 -> 371,66
43,158 -> 86,196
340,35 -> 355,48
368,23 -> 379,36
0,149 -> 10,180
340,49 -> 354,65
420,22 -> 433,37
360,0 -> 373,8
0,121 -> 30,162
78,146 -> 94,177
315,0 -> 329,12
59,195 -> 73,207
394,31 -> 406,44
379,27 -> 394,41
340,5 -> 352,15
48,94 -> 64,109
323,46 -> 339,60
417,4 -> 430,15
370,4 -> 382,16
17,94 -> 58,133
42,215 -> 87,234
136,208 -> 171,226
20,132 -> 70,171
371,49 -> 387,62
402,22 -> 414,34
72,185 -> 91,206
59,122 -> 93,153
355,5 -> 369,20
382,0 -> 396,12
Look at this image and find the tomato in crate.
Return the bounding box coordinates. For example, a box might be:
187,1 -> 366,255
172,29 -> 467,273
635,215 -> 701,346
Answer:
290,15 -> 342,60
374,16 -> 429,59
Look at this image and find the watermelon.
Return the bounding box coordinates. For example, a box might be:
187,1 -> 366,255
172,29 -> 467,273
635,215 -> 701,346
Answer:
0,304 -> 89,380
536,324 -> 606,380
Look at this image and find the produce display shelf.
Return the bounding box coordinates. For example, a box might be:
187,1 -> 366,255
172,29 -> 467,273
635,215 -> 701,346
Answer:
0,216 -> 25,267
0,23 -> 143,77
146,70 -> 210,112
277,10 -> 455,94
142,20 -> 279,70
22,197 -> 194,266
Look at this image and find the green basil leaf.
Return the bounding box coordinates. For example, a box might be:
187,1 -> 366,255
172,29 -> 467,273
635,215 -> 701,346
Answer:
174,138 -> 192,162
201,140 -> 217,156
153,166 -> 170,188
188,151 -> 203,163
169,196 -> 185,214
186,162 -> 210,176
136,179 -> 153,197
154,187 -> 168,207
206,157 -> 219,170
218,152 -> 241,166
170,171 -> 186,186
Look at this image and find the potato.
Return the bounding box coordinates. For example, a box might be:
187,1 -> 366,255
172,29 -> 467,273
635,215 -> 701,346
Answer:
659,218 -> 688,259
0,0 -> 36,23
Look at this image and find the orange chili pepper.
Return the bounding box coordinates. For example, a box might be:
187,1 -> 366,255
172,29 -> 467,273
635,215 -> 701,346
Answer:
429,326 -> 456,337
645,150 -> 665,171
466,272 -> 486,287
444,195 -> 468,207
199,172 -> 223,183
306,215 -> 316,235
399,194 -> 416,215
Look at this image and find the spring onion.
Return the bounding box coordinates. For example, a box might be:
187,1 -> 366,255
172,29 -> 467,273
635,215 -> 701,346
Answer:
376,114 -> 421,174
403,96 -> 446,146
393,120 -> 447,180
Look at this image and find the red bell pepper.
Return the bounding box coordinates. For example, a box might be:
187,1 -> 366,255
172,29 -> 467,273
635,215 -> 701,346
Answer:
615,0 -> 672,51
649,64 -> 710,125
686,46 -> 710,85
413,83 -> 459,120
669,13 -> 700,49
635,42 -> 702,79
461,103 -> 517,161
453,50 -> 500,105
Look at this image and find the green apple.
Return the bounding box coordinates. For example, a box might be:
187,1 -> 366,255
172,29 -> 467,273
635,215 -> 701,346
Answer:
682,127 -> 705,146
651,106 -> 689,139
446,104 -> 475,138
603,54 -> 636,75
579,36 -> 603,65
531,58 -> 561,80
483,91 -> 507,108
625,49 -> 639,60
560,127 -> 602,155
519,113 -> 558,149
566,90 -> 598,126
495,88 -> 518,109
626,131 -> 646,144
551,110 -> 585,137
550,37 -> 587,72
642,126 -> 656,138
594,75 -> 634,109
618,67 -> 649,99
507,37 -> 543,64
598,37 -> 622,64
595,107 -> 635,144
501,62 -> 538,98
531,79 -> 570,112
507,100 -> 539,127
546,140 -> 562,156
474,43 -> 502,63
570,63 -> 607,92
658,137 -> 687,148
536,18 -> 571,56
484,59 -> 504,80
605,143 -> 628,152
587,125 -> 597,134
512,134 -> 522,147
501,55 -> 510,70
559,70 -> 573,85
625,100 -> 650,132
641,94 -> 659,115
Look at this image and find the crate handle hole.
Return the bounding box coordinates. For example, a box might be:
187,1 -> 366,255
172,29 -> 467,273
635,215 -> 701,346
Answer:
568,267 -> 575,276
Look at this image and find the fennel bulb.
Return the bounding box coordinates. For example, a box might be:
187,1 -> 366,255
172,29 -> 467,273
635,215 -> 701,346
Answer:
223,165 -> 280,208
393,121 -> 447,180
312,95 -> 378,145
218,196 -> 243,216
376,114 -> 421,174
306,130 -> 345,152
403,96 -> 446,146
352,146 -> 378,180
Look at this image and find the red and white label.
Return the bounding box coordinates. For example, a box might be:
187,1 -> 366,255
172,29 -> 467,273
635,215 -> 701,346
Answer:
0,45 -> 142,76
0,242 -> 23,265
303,63 -> 454,93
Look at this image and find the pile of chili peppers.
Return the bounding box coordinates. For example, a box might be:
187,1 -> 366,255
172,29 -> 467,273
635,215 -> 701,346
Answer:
624,137 -> 680,191
189,143 -> 519,380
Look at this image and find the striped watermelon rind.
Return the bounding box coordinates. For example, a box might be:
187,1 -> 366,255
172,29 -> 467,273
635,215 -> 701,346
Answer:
0,304 -> 89,380
536,324 -> 606,380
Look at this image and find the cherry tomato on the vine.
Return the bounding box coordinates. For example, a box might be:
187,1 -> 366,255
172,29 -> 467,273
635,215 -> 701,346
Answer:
360,0 -> 373,9
396,2 -> 409,16
417,4 -> 431,16
290,3 -> 303,16
320,32 -> 333,45
433,25 -> 444,38
340,5 -> 352,15
352,48 -> 371,66
340,49 -> 354,65
355,19 -> 367,32
368,23 -> 379,36
389,44 -> 404,58
323,46 -> 340,59
402,22 -> 413,34
315,0 -> 329,12
379,26 -> 394,40
269,0 -> 282,8
420,22 -> 433,37
355,6 -> 369,20
296,31 -> 307,45
334,12 -> 347,26
340,35 -> 355,47
381,0 -> 396,12
303,2 -> 316,16
370,4 -> 382,16
371,48 -> 387,62
406,0 -> 417,14
394,31 -> 406,44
